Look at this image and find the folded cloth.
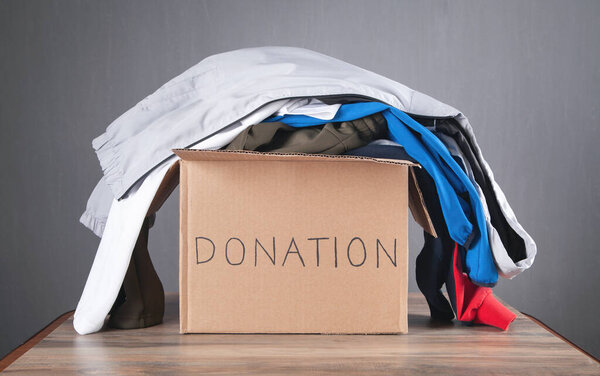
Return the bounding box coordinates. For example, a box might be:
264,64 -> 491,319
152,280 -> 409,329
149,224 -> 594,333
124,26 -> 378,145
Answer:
447,243 -> 516,330
274,98 -> 341,120
227,113 -> 387,154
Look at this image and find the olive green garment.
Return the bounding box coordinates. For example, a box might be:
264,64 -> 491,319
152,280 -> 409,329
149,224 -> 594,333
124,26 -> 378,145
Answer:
225,113 -> 387,154
108,216 -> 164,330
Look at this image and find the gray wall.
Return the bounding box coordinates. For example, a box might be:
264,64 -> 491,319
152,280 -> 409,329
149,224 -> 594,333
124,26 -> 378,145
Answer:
1,0 -> 598,360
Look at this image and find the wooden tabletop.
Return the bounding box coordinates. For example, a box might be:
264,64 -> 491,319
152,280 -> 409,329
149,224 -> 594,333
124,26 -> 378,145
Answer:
2,293 -> 599,375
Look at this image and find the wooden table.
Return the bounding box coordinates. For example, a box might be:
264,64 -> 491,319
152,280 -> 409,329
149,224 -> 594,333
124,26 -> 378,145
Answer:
2,293 -> 598,375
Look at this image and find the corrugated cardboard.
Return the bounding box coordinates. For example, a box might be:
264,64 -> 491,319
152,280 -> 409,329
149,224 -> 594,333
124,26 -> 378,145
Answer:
173,149 -> 434,334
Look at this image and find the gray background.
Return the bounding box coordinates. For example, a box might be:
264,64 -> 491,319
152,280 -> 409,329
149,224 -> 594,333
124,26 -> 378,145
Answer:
1,0 -> 599,361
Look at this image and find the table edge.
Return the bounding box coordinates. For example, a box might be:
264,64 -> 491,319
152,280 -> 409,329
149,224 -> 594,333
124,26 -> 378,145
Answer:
0,310 -> 74,372
1,309 -> 597,371
521,311 -> 599,363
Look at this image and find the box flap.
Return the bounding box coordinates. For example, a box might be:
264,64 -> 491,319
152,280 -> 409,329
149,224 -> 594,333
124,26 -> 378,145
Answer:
408,168 -> 437,238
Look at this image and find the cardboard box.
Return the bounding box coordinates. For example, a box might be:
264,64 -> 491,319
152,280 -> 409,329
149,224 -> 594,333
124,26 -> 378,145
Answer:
171,150 -> 435,334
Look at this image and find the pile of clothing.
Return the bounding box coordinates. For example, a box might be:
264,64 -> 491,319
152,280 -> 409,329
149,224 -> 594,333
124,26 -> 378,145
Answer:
74,47 -> 536,335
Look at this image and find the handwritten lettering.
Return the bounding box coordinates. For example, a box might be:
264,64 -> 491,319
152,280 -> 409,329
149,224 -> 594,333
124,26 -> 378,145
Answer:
193,236 -> 398,268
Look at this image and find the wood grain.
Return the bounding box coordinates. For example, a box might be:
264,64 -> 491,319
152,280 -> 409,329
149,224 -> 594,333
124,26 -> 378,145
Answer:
3,293 -> 599,375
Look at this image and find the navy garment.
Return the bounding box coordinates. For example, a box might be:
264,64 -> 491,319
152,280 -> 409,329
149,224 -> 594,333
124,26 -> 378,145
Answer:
268,102 -> 498,286
418,117 -> 527,264
344,142 -> 416,162
414,165 -> 461,321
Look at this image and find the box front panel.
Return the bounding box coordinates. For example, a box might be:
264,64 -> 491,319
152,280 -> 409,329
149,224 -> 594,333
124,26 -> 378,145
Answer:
181,159 -> 408,333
